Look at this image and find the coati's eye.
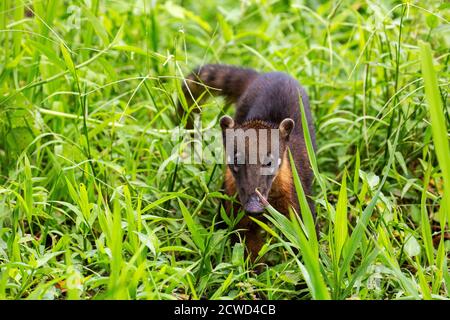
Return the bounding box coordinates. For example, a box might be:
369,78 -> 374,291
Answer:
261,154 -> 273,168
262,161 -> 272,168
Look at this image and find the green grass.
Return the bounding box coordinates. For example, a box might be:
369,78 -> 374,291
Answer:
0,0 -> 449,300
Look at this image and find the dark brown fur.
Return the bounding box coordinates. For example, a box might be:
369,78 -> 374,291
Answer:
179,64 -> 316,262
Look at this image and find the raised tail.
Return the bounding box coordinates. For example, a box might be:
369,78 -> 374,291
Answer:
178,64 -> 258,128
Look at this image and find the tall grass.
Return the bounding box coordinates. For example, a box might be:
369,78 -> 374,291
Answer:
0,0 -> 449,300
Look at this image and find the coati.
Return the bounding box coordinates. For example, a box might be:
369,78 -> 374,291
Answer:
179,64 -> 316,261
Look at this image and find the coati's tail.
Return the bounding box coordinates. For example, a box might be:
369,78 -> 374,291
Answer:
178,64 -> 258,128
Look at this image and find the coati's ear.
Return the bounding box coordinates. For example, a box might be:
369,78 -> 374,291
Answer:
279,118 -> 295,139
219,115 -> 235,130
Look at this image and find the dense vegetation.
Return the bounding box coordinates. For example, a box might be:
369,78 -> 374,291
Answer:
0,0 -> 449,300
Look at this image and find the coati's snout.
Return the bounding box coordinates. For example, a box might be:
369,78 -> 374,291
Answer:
244,194 -> 264,214
220,115 -> 295,214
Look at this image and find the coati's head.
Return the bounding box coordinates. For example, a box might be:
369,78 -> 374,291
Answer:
220,115 -> 295,214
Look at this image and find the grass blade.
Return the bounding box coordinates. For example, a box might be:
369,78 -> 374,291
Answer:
178,199 -> 205,251
334,170 -> 348,263
419,41 -> 450,224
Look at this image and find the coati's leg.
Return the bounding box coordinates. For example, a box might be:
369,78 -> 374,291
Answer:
235,218 -> 264,262
223,207 -> 264,262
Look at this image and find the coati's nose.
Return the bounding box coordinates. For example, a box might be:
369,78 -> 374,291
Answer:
244,194 -> 264,214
